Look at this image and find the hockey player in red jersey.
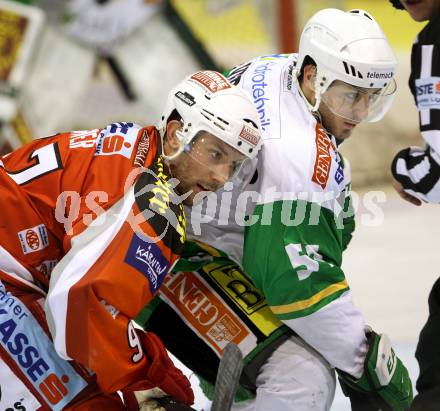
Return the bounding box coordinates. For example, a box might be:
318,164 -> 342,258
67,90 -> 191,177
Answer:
0,70 -> 262,410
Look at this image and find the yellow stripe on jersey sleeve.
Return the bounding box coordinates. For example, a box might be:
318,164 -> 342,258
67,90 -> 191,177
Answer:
270,279 -> 349,315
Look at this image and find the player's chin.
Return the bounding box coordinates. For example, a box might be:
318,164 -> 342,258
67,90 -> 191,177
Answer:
182,196 -> 194,206
338,126 -> 356,140
184,185 -> 211,205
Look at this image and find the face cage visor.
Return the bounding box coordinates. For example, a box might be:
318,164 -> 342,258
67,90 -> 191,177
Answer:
182,131 -> 249,186
320,79 -> 397,123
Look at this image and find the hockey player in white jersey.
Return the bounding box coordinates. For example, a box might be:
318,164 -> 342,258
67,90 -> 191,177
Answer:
140,8 -> 413,410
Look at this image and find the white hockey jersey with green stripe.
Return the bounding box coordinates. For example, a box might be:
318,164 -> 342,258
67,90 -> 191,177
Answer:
187,53 -> 367,377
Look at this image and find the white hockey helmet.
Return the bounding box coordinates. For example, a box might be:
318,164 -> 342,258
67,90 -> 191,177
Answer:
158,71 -> 262,161
296,8 -> 397,123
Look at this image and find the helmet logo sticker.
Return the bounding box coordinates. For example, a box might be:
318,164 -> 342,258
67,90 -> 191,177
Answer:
343,61 -> 363,79
239,124 -> 260,147
175,91 -> 196,106
190,71 -> 231,93
366,71 -> 394,79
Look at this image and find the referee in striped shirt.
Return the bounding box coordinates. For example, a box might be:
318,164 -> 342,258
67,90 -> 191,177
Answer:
390,2 -> 440,410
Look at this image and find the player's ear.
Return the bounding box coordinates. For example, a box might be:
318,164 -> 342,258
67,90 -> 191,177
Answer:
164,120 -> 183,156
302,64 -> 317,92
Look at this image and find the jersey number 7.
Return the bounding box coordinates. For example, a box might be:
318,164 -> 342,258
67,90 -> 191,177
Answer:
4,143 -> 63,185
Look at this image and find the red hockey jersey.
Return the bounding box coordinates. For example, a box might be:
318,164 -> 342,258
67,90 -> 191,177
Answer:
0,122 -> 186,394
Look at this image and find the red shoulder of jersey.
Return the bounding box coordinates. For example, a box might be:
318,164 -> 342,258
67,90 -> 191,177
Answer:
0,123 -> 158,285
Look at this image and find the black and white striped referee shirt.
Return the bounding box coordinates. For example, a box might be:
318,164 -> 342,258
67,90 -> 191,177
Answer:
391,13 -> 440,202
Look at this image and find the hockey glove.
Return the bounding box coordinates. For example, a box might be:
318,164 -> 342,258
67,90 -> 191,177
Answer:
122,331 -> 194,411
126,389 -> 197,411
338,329 -> 413,411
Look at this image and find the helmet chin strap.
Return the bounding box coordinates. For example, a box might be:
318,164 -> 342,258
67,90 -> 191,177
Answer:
162,144 -> 184,161
311,76 -> 322,112
294,74 -> 323,118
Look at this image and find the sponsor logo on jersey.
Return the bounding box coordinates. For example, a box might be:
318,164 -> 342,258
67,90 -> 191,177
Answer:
259,53 -> 290,61
190,71 -> 231,93
416,76 -> 440,109
0,283 -> 87,410
17,224 -> 49,255
160,270 -> 249,354
96,135 -> 132,154
334,155 -> 344,185
95,124 -> 138,159
366,71 -> 394,79
238,124 -> 260,147
36,260 -> 58,278
283,63 -> 295,91
133,130 -> 150,167
26,231 -> 39,250
124,235 -> 170,293
251,61 -> 274,131
202,262 -> 283,337
175,91 -> 195,106
312,124 -> 336,189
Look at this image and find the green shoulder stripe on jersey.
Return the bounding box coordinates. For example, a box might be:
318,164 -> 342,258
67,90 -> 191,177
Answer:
243,199 -> 350,319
